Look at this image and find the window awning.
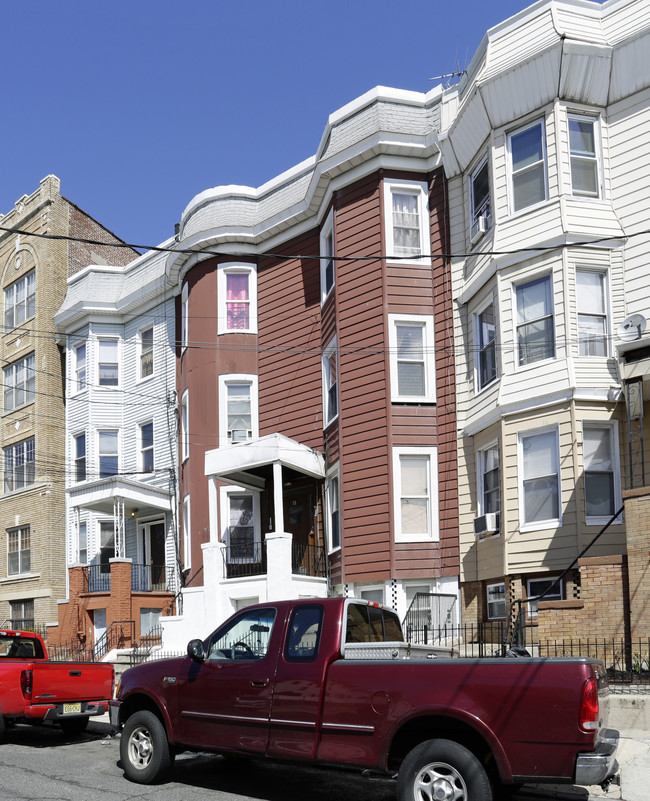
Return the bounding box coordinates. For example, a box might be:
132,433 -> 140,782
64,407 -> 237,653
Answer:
67,476 -> 173,516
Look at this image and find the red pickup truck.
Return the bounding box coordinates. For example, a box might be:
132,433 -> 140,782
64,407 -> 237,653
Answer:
110,598 -> 619,800
0,628 -> 114,736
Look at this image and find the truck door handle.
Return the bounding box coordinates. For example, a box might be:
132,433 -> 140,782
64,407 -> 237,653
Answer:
250,679 -> 269,688
69,670 -> 82,677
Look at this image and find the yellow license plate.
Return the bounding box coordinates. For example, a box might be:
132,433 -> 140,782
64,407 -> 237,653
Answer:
63,703 -> 81,715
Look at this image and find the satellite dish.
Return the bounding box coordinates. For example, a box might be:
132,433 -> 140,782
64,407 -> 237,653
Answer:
617,313 -> 647,342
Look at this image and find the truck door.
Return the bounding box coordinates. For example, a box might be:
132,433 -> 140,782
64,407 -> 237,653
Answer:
267,604 -> 327,760
177,606 -> 278,753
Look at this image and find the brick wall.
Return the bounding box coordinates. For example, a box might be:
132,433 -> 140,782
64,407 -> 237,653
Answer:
622,488 -> 650,639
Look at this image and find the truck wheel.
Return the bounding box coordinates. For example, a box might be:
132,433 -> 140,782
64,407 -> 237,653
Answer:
120,710 -> 173,784
397,738 -> 493,801
59,717 -> 89,735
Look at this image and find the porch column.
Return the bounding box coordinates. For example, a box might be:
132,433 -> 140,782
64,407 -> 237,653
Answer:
266,460 -> 292,600
272,461 -> 285,534
113,496 -> 126,558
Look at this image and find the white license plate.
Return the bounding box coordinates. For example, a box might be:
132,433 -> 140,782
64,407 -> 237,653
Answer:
63,703 -> 81,715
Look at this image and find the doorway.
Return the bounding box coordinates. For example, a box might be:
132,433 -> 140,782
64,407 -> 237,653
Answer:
139,519 -> 166,591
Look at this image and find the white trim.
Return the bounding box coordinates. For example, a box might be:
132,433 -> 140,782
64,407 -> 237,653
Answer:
325,462 -> 341,554
476,439 -> 500,518
567,112 -> 602,199
217,262 -> 258,335
218,374 -> 259,446
138,419 -> 154,474
513,272 -> 556,368
320,208 -> 335,305
507,117 -> 548,215
392,446 -> 439,543
180,390 -> 189,462
518,425 -> 562,532
96,427 -> 120,479
137,322 -> 155,382
383,178 -> 431,264
388,314 -> 436,403
219,485 -> 262,562
96,335 -> 121,389
473,296 -> 498,393
582,420 -> 622,526
486,581 -> 506,620
182,494 -> 191,572
181,283 -> 189,352
322,337 -> 338,427
575,266 -> 610,358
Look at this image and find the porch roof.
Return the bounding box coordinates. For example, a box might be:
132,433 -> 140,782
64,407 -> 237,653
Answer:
204,433 -> 325,489
67,476 -> 173,515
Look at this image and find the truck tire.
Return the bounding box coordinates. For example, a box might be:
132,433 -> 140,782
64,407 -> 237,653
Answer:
397,738 -> 493,801
59,717 -> 89,736
120,710 -> 174,784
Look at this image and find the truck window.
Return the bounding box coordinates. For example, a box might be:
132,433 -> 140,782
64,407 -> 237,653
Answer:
205,607 -> 276,662
0,634 -> 43,659
345,603 -> 403,643
285,605 -> 323,662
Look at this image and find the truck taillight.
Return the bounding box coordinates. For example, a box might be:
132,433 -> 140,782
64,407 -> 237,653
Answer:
579,677 -> 599,731
20,668 -> 32,700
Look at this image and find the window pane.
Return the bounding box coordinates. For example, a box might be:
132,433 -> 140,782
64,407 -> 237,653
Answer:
398,362 -> 425,396
141,422 -> 154,451
512,124 -> 543,172
478,303 -> 497,387
401,456 -> 428,495
518,317 -> 554,364
569,119 -> 595,157
585,472 -> 615,517
571,159 -> 598,195
517,276 -> 551,323
401,498 -> 428,534
523,476 -> 559,522
523,431 -> 557,478
472,160 -> 490,220
227,384 -> 251,435
392,193 -> 421,256
583,428 -> 612,470
577,271 -> 605,314
226,274 -> 250,330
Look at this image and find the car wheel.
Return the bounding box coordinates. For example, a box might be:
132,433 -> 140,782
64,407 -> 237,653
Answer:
397,738 -> 493,801
120,710 -> 173,784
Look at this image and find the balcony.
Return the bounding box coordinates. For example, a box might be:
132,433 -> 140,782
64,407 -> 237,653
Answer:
131,564 -> 176,592
221,540 -> 326,580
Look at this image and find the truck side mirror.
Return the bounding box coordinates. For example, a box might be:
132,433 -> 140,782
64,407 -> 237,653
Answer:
187,639 -> 206,663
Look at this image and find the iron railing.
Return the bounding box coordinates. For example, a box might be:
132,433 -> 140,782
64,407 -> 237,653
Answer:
1,619 -> 48,637
84,564 -> 111,593
223,541 -> 266,578
539,637 -> 650,685
91,619 -> 135,661
131,564 -> 175,593
292,542 -> 326,578
403,593 -> 458,646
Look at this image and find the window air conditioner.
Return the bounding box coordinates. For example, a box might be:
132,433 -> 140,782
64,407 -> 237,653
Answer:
470,215 -> 489,245
228,429 -> 252,444
473,512 -> 500,537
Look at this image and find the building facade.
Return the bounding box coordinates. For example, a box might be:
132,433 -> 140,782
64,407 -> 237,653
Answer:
0,175 -> 136,632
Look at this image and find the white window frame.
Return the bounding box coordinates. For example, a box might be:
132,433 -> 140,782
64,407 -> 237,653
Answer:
97,336 -> 120,388
388,314 -> 436,403
218,374 -> 258,445
217,262 -> 258,335
469,156 -> 492,239
576,268 -> 609,358
476,441 -> 500,518
486,582 -> 506,619
526,575 -> 563,616
518,425 -> 561,531
392,446 -> 439,543
73,341 -> 87,394
508,118 -> 548,214
320,209 -> 335,304
138,324 -> 154,381
180,390 -> 189,462
182,494 -> 191,571
325,463 -> 341,553
139,420 -> 154,474
219,485 -> 262,563
3,353 -> 35,411
7,525 -> 30,576
515,274 -> 555,367
582,422 -> 621,526
181,283 -> 189,352
4,269 -> 35,330
77,521 -> 88,565
322,337 -> 338,427
474,298 -> 497,391
383,178 -> 431,264
73,432 -> 86,483
97,428 -> 120,479
568,113 -> 601,198
3,437 -> 36,493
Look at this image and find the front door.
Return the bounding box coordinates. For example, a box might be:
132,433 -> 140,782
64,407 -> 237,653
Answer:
283,486 -> 315,573
93,608 -> 106,645
178,606 -> 279,753
139,520 -> 166,590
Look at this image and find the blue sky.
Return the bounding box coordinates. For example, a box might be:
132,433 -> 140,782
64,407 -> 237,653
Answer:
3,0 -> 550,248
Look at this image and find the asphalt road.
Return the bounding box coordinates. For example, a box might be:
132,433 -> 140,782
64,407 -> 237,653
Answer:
0,718 -> 607,801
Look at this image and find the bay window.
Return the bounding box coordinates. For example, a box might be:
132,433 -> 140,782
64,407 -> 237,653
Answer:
519,427 -> 560,528
516,275 -> 554,365
569,115 -> 599,197
509,120 -> 547,212
384,179 -> 431,262
393,447 -> 439,542
577,269 -> 608,357
217,263 -> 257,334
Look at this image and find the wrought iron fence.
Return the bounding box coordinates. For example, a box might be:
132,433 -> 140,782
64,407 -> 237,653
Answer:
403,593 -> 459,645
292,542 -> 326,578
1,619 -> 48,637
222,541 -> 266,578
84,564 -> 111,593
539,638 -> 650,685
131,564 -> 175,592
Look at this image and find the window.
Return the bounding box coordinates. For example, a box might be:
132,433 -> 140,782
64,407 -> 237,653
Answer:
577,270 -> 608,357
139,325 -> 154,379
74,342 -> 87,393
476,301 -> 497,389
99,521 -> 114,575
226,491 -> 259,562
182,495 -> 191,571
4,270 -> 35,329
285,605 -> 323,662
98,430 -> 119,478
181,283 -> 188,351
217,263 -> 257,335
4,438 -> 35,493
8,526 -> 30,575
219,375 -> 258,444
486,582 -> 506,619
527,576 -> 562,615
393,447 -> 439,542
569,115 -> 599,197
384,179 -> 431,262
326,467 -> 340,551
3,353 -> 35,411
9,598 -> 34,629
77,521 -> 87,565
74,433 -> 86,482
140,608 -> 161,637
516,275 -> 554,365
320,210 -> 335,303
98,338 -> 119,386
206,607 -> 276,661
388,315 -> 436,402
583,424 -> 619,522
140,421 -> 154,473
477,442 -> 500,516
519,427 -> 560,528
180,390 -> 189,461
470,157 -> 491,238
322,338 -> 338,426
509,120 -> 547,212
